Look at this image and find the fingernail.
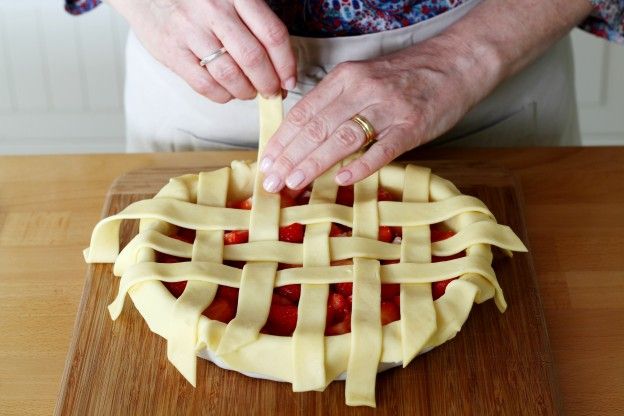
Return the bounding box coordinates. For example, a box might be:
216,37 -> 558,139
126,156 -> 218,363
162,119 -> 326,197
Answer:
263,174 -> 282,193
335,170 -> 352,185
286,170 -> 305,189
284,77 -> 296,91
260,156 -> 273,172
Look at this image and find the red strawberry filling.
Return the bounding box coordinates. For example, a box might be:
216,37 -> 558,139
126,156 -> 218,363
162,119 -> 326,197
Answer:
158,187 -> 463,337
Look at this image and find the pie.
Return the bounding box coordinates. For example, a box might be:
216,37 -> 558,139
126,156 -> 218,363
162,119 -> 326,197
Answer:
84,96 -> 527,407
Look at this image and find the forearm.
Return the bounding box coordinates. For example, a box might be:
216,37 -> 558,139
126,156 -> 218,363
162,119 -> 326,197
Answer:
459,0 -> 592,77
411,0 -> 594,107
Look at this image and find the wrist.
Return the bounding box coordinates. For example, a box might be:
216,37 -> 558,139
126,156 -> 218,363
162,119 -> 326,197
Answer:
445,30 -> 505,83
407,31 -> 505,108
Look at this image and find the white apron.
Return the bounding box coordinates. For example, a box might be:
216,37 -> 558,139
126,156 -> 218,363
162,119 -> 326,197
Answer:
124,0 -> 580,152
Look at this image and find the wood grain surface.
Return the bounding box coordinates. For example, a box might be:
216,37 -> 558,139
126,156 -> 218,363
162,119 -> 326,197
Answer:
0,148 -> 622,416
54,161 -> 558,415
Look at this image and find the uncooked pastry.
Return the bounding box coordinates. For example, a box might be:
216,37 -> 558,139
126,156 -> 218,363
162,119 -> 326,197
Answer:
84,96 -> 527,407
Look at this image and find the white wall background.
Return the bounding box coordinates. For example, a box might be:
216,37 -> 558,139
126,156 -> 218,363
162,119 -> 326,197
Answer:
0,1 -> 622,154
572,28 -> 624,146
0,1 -> 127,154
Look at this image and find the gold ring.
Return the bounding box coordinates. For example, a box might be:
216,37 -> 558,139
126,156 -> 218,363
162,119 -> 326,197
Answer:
351,114 -> 376,148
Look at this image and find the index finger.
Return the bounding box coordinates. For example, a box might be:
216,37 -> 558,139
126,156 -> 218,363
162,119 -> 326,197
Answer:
210,10 -> 281,96
260,77 -> 343,172
235,0 -> 297,90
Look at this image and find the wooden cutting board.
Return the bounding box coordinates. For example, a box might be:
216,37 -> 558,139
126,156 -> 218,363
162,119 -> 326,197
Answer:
55,161 -> 561,415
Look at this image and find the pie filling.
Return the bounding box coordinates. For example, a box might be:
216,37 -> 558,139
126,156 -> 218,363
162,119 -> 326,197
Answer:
156,185 -> 464,337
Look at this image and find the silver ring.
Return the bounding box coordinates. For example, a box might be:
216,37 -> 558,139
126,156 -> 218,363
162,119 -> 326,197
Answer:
199,47 -> 227,67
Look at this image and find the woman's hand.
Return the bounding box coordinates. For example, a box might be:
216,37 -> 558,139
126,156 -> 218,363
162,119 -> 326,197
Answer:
109,0 -> 296,102
259,36 -> 491,192
259,0 -> 593,193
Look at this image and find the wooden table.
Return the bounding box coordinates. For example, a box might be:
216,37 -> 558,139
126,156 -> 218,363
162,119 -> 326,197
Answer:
0,148 -> 622,415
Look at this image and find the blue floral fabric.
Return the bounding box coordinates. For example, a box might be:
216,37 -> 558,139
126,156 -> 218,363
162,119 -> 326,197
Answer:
65,0 -> 623,43
266,0 -> 466,36
583,0 -> 624,43
65,0 -> 101,15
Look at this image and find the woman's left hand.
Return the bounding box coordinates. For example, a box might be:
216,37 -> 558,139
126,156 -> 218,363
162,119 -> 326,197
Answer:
259,36 -> 494,193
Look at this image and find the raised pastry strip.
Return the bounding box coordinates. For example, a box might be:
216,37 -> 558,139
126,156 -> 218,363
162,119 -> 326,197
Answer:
167,169 -> 229,385
249,94 -> 283,242
217,95 -> 283,356
399,165 -> 437,365
346,173 -> 382,407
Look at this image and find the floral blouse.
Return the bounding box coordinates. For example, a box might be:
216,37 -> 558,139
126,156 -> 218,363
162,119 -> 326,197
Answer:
66,0 -> 623,44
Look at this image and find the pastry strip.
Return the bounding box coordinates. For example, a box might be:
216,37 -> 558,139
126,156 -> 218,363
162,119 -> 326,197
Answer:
292,164 -> 339,391
248,95 -> 283,242
217,96 -> 283,355
167,170 -> 229,385
108,254 -> 498,321
346,174 -> 381,407
346,258 -> 382,407
400,165 -> 436,365
85,195 -> 497,263
216,262 -> 277,355
113,221 -> 526,276
108,262 -> 241,320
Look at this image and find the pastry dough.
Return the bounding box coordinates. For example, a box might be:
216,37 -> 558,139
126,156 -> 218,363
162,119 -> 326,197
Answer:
84,96 -> 527,407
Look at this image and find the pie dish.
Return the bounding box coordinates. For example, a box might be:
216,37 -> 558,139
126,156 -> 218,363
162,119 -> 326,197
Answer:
84,96 -> 527,407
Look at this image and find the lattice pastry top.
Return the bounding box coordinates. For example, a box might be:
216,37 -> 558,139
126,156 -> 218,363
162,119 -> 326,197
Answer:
84,97 -> 527,407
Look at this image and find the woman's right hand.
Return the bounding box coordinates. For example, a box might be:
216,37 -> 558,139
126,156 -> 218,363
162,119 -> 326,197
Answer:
109,0 -> 296,103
